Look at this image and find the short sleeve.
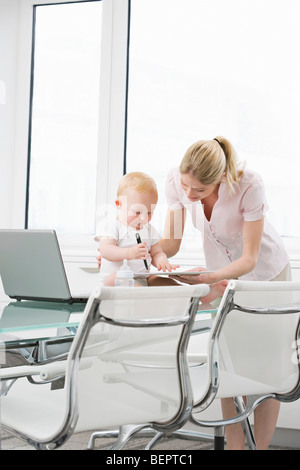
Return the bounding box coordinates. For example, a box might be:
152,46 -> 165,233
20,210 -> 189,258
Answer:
94,219 -> 119,242
165,168 -> 184,210
148,224 -> 161,246
241,181 -> 269,222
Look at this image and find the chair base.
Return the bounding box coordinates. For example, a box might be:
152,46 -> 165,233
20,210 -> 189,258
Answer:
214,426 -> 225,450
87,426 -> 217,450
87,424 -> 152,450
144,431 -> 164,450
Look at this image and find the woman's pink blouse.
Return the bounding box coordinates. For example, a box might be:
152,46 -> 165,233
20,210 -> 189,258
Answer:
165,167 -> 289,280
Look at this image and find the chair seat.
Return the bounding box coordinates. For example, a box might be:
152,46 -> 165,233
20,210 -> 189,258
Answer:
101,362 -> 300,410
1,369 -> 183,442
1,386 -> 68,442
190,366 -> 299,400
100,332 -> 210,368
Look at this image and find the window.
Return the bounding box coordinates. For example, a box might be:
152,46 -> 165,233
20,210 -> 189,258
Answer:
126,0 -> 300,254
26,0 -> 102,234
0,80 -> 5,104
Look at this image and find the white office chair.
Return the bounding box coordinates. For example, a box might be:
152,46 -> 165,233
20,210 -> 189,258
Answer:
149,280 -> 300,449
111,280 -> 300,450
0,284 -> 209,450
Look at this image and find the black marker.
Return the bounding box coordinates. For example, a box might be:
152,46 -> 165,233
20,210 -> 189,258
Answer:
135,233 -> 148,269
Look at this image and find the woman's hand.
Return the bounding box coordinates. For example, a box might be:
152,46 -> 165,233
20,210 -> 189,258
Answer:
170,267 -> 228,303
170,267 -> 215,285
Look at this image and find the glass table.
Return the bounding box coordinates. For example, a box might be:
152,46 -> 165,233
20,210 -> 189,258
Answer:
0,300 -> 86,368
0,299 -> 217,360
0,298 -> 217,381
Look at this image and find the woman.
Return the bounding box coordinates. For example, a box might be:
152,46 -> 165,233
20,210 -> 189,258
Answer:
159,136 -> 290,450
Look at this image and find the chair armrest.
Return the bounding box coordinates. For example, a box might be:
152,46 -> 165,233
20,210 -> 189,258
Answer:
0,358 -> 92,382
1,365 -> 44,380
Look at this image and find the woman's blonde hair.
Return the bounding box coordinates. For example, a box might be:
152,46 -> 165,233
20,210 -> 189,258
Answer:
117,171 -> 158,199
179,136 -> 244,192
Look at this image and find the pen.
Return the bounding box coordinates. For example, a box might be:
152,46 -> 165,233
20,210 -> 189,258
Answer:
135,233 -> 148,270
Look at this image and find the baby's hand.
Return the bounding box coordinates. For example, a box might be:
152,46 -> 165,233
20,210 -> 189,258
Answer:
128,242 -> 150,260
156,255 -> 180,272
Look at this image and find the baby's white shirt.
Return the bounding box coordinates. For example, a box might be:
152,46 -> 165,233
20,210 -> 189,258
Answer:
95,218 -> 161,275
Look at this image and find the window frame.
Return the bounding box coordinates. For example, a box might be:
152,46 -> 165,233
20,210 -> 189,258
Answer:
10,0 -> 130,255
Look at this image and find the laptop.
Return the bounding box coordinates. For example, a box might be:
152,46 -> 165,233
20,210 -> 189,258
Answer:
0,229 -> 93,303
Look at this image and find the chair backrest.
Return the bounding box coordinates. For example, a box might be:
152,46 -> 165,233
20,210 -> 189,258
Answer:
64,285 -> 209,437
194,280 -> 300,412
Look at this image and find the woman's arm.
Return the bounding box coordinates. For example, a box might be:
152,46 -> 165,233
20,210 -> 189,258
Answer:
159,208 -> 186,257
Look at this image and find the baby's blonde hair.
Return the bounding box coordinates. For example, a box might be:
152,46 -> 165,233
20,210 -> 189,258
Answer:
179,136 -> 244,192
117,171 -> 158,199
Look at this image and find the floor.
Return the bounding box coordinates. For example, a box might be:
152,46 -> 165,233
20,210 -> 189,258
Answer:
0,427 -> 293,451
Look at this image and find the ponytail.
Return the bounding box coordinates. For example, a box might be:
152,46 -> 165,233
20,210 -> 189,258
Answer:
214,136 -> 244,192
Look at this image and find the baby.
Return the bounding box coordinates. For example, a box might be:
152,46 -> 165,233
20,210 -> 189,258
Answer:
95,172 -> 180,286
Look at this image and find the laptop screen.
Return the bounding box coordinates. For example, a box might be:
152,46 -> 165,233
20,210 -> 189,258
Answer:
0,229 -> 73,302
